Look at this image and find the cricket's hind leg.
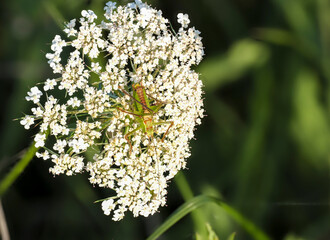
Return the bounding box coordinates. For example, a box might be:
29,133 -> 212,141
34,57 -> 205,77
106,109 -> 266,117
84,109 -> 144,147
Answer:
153,121 -> 174,142
124,126 -> 142,155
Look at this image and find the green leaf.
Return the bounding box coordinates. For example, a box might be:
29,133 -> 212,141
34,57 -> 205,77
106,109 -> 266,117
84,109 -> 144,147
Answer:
291,68 -> 330,167
175,172 -> 208,238
199,39 -> 270,92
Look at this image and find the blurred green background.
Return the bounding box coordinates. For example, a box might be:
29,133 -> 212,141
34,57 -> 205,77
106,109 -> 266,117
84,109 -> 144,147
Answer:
0,0 -> 329,239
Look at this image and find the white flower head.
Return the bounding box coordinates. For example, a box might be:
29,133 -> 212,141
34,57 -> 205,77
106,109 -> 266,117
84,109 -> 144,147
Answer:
44,78 -> 57,91
36,151 -> 50,160
64,19 -> 77,37
20,116 -> 34,129
34,133 -> 46,148
102,198 -> 116,215
25,87 -> 43,104
135,0 -> 146,8
51,35 -> 66,52
67,97 -> 81,107
177,13 -> 190,28
91,62 -> 101,73
22,1 -> 204,221
81,10 -> 97,22
104,1 -> 117,18
53,139 -> 67,153
31,107 -> 43,118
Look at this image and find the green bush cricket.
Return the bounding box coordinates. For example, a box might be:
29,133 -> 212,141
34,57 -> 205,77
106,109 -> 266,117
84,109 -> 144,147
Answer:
117,83 -> 174,154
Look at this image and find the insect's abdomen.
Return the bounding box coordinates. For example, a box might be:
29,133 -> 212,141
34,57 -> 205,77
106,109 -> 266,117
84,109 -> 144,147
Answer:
133,83 -> 154,136
135,85 -> 147,108
133,83 -> 150,113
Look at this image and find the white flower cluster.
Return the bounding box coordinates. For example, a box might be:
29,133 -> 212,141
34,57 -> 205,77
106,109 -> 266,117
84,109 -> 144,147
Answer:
21,0 -> 204,221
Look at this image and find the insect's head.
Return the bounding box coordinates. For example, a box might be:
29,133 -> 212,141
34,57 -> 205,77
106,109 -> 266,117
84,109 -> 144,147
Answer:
132,83 -> 142,89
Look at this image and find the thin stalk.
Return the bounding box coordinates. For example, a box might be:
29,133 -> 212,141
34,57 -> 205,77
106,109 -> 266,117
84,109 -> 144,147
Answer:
0,200 -> 10,240
0,142 -> 38,197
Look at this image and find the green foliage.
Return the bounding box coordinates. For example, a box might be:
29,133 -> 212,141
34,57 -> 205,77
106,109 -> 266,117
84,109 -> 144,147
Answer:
0,0 -> 329,239
227,232 -> 236,240
146,195 -> 269,240
291,69 -> 330,167
283,233 -> 306,240
199,39 -> 270,92
0,142 -> 38,196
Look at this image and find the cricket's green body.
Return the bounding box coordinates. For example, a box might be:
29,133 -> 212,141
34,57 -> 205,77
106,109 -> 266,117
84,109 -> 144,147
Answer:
118,83 -> 173,153
132,83 -> 158,137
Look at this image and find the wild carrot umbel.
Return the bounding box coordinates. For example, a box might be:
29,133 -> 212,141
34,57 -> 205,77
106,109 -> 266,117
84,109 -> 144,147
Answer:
20,0 -> 204,220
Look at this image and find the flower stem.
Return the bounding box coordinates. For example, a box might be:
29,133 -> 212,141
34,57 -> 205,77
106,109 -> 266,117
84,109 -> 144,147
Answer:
0,142 -> 38,197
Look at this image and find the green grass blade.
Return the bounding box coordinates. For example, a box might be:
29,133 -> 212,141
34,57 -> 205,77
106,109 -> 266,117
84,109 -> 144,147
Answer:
146,195 -> 211,240
220,202 -> 270,240
0,142 -> 38,197
146,195 -> 271,240
175,172 -> 207,238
